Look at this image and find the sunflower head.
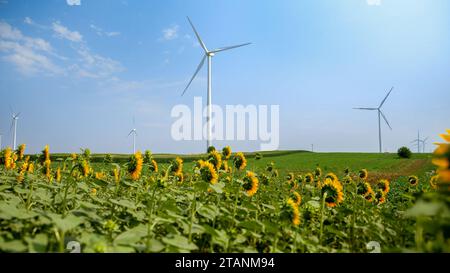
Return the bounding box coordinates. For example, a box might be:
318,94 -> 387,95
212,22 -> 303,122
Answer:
432,130 -> 450,183
198,160 -> 218,185
3,147 -> 13,170
281,198 -> 301,226
95,172 -> 105,180
233,152 -> 247,171
359,169 -> 368,180
208,150 -> 222,170
128,151 -> 144,180
149,159 -> 158,173
243,171 -> 259,197
408,175 -> 419,186
55,167 -> 62,182
112,166 -> 120,183
17,144 -> 26,161
222,146 -> 232,160
290,192 -> 302,206
271,169 -> 279,178
377,179 -> 390,194
357,181 -> 372,196
304,173 -> 314,183
321,178 -> 344,207
41,145 -> 50,162
375,189 -> 386,205
314,166 -> 322,177
175,172 -> 184,183
27,162 -> 34,173
43,159 -> 52,182
342,175 -> 353,184
207,146 -> 216,153
429,174 -> 439,189
265,162 -> 275,172
286,172 -> 295,183
259,173 -> 270,185
71,153 -> 77,160
365,189 -> 375,202
296,174 -> 303,184
170,157 -> 183,175
325,172 -> 338,183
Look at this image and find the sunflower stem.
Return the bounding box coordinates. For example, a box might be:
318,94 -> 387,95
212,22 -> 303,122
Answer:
319,192 -> 327,245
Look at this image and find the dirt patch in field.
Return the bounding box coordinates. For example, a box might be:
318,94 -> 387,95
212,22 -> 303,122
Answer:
367,159 -> 429,183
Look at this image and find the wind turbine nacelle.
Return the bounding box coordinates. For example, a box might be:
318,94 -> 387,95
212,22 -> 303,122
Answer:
207,52 -> 215,57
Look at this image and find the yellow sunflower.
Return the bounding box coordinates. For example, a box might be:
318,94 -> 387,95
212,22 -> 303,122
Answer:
408,175 -> 419,186
286,172 -> 295,184
198,160 -> 218,184
357,181 -> 373,197
325,172 -> 338,183
208,150 -> 222,170
17,144 -> 26,161
315,166 -> 322,177
222,146 -> 232,160
3,147 -> 13,170
128,151 -> 143,180
377,179 -> 390,194
375,189 -> 386,205
42,145 -> 50,162
175,171 -> 184,183
243,171 -> 259,197
95,172 -> 105,180
55,167 -> 62,182
285,198 -> 301,226
149,159 -> 158,173
359,169 -> 368,180
81,159 -> 91,177
291,192 -> 302,206
71,153 -> 77,160
43,159 -> 52,182
321,178 -> 344,207
429,174 -> 439,189
170,157 -> 183,175
304,173 -> 314,183
233,152 -> 247,171
432,129 -> 450,183
113,166 -> 120,183
27,162 -> 34,173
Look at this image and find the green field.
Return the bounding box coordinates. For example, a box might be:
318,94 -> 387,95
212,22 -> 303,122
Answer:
0,148 -> 446,253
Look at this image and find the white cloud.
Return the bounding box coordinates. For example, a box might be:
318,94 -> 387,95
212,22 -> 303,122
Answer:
0,22 -> 62,75
161,25 -> 179,41
24,17 -> 33,25
367,0 -> 381,6
52,21 -> 83,42
90,24 -> 120,37
66,0 -> 81,6
70,47 -> 124,78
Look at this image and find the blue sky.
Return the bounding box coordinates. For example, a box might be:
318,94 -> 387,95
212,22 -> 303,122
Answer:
0,0 -> 449,154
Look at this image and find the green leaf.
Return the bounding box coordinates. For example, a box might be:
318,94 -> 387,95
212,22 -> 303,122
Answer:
25,234 -> 48,253
162,235 -> 198,251
114,224 -> 147,246
47,213 -> 83,232
197,204 -> 220,221
0,240 -> 27,252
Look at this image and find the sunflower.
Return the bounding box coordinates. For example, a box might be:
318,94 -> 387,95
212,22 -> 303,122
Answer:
321,178 -> 344,207
222,146 -> 232,160
344,167 -> 350,175
342,175 -> 353,184
149,159 -> 158,173
375,189 -> 386,205
429,174 -> 439,189
357,181 -> 372,197
95,172 -> 105,180
296,174 -> 303,184
71,153 -> 77,160
91,188 -> 97,196
359,169 -> 368,180
408,175 -> 419,186
315,166 -> 322,177
113,166 -> 120,183
42,145 -> 50,163
291,192 -> 302,206
304,173 -> 314,183
3,147 -> 13,170
220,160 -> 230,173
233,152 -> 247,171
377,179 -> 390,194
55,167 -> 62,182
175,172 -> 184,183
365,189 -> 375,202
325,172 -> 338,183
208,150 -> 222,170
243,171 -> 259,197
286,172 -> 295,184
265,162 -> 275,172
27,162 -> 34,173
170,157 -> 183,175
198,160 -> 218,184
284,198 -> 301,226
17,144 -> 26,161
43,159 -> 52,182
81,159 -> 91,177
272,169 -> 279,178
127,151 -> 143,180
432,130 -> 450,183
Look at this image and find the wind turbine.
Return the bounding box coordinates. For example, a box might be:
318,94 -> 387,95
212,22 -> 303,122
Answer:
10,110 -> 20,150
128,118 -> 137,154
181,17 -> 251,152
420,137 -> 429,153
353,87 -> 394,153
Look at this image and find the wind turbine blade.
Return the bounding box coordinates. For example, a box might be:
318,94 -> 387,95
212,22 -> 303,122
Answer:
128,130 -> 134,137
211,43 -> 252,53
15,112 -> 21,118
379,86 -> 394,108
181,55 -> 206,96
423,137 -> 428,142
187,17 -> 208,53
380,111 -> 392,130
353,107 -> 377,110
10,120 -> 14,132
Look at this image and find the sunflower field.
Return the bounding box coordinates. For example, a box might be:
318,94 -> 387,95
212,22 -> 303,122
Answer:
0,131 -> 449,253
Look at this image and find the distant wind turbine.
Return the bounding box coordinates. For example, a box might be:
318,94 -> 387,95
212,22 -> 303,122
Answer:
411,130 -> 422,153
420,137 -> 429,153
353,87 -> 394,153
9,107 -> 20,150
181,16 -> 251,152
128,117 -> 137,154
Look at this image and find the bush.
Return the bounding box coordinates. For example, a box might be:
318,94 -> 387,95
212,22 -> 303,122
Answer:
397,146 -> 412,158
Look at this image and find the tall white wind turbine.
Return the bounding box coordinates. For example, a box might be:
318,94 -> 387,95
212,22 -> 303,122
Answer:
353,87 -> 393,153
411,130 -> 421,153
181,17 -> 251,152
128,118 -> 137,154
421,137 -> 429,153
10,111 -> 20,150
